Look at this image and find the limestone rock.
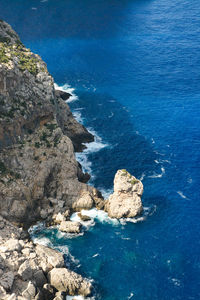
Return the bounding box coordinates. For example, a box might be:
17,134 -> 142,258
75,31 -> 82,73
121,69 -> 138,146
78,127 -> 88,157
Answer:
33,269 -> 47,287
35,245 -> 64,272
48,268 -> 92,296
78,212 -> 91,222
105,169 -> 143,218
18,260 -> 33,281
0,271 -> 14,291
59,221 -> 81,234
0,20 -> 96,226
52,213 -> 66,225
72,191 -> 94,211
3,239 -> 22,252
22,281 -> 36,299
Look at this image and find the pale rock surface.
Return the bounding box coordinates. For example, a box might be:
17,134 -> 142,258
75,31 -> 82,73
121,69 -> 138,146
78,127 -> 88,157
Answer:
72,190 -> 94,211
3,239 -> 22,252
105,169 -> 143,218
59,221 -> 82,234
18,260 -> 33,281
0,271 -> 14,291
35,244 -> 64,272
48,268 -> 92,296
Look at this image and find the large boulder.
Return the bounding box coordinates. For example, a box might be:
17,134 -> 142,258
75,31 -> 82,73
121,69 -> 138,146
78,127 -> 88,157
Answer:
35,245 -> 64,272
0,271 -> 14,291
48,268 -> 92,296
105,169 -> 143,219
72,190 -> 94,211
59,221 -> 81,234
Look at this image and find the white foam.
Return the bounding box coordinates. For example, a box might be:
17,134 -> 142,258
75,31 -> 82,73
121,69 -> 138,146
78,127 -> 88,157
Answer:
76,128 -> 108,176
108,112 -> 114,118
73,110 -> 84,123
139,172 -> 145,181
120,205 -> 157,225
66,296 -> 95,300
148,167 -> 165,178
177,191 -> 188,199
171,278 -> 181,287
127,292 -> 134,299
66,296 -> 85,300
71,208 -> 119,227
54,83 -> 78,103
71,206 -> 156,229
155,159 -> 171,164
32,236 -> 52,247
28,222 -> 45,235
92,253 -> 99,258
70,212 -> 95,229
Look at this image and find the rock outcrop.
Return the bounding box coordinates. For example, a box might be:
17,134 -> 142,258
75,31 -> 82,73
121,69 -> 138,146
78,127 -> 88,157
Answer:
0,20 -> 102,226
0,216 -> 92,299
48,268 -> 92,296
105,169 -> 143,218
0,20 -> 100,299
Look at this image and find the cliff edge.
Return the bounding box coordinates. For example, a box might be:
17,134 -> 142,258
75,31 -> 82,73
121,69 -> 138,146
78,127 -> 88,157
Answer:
0,20 -> 100,227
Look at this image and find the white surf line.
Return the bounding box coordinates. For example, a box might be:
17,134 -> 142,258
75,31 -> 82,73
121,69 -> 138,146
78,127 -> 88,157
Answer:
54,83 -> 78,102
177,191 -> 188,200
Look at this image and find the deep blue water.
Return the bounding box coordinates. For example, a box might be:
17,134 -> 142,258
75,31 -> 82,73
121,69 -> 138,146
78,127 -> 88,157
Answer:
1,0 -> 200,299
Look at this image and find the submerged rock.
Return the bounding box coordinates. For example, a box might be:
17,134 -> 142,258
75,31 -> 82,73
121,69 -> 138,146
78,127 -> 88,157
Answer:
105,169 -> 143,219
48,268 -> 92,296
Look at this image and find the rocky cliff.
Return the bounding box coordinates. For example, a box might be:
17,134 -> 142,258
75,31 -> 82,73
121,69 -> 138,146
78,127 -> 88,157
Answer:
0,20 -> 101,227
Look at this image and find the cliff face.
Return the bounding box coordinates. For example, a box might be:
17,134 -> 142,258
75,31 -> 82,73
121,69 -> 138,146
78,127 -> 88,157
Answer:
0,20 -> 98,226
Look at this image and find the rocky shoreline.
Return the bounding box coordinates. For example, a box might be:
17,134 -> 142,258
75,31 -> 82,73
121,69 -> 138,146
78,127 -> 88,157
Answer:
0,20 -> 143,299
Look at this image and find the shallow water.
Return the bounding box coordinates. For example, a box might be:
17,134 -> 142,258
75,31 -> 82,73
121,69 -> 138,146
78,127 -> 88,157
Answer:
1,0 -> 200,299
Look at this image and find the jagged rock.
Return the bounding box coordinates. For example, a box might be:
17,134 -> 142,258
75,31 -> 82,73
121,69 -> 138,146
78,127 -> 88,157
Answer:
42,283 -> 57,300
33,270 -> 47,287
0,20 -> 97,226
22,281 -> 36,299
78,212 -> 91,222
40,209 -> 48,220
35,245 -> 64,272
105,169 -> 143,219
18,260 -> 33,281
48,268 -> 92,296
22,248 -> 31,256
5,293 -> 16,300
3,239 -> 22,252
55,90 -> 71,101
72,191 -> 94,211
0,271 -> 14,291
54,291 -> 66,300
0,19 -> 97,300
52,213 -> 66,225
59,221 -> 82,234
0,285 -> 7,299
0,254 -> 5,269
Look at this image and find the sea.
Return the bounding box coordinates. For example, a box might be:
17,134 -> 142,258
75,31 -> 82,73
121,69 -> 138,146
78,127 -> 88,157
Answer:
0,0 -> 200,299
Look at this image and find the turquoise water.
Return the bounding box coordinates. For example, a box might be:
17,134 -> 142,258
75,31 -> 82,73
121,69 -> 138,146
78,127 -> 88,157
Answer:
1,0 -> 200,299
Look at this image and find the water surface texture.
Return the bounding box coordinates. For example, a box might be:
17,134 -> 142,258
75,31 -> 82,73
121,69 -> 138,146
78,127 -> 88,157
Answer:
1,0 -> 200,299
